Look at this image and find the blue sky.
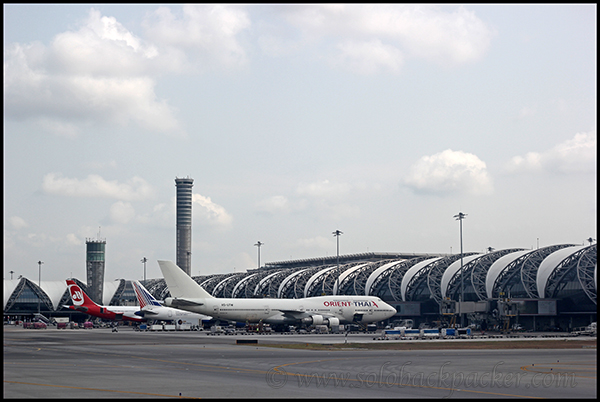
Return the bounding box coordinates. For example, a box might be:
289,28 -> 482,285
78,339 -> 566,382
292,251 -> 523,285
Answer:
4,4 -> 596,281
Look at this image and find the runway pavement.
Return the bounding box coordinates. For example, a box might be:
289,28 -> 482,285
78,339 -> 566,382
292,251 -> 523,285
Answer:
3,326 -> 597,399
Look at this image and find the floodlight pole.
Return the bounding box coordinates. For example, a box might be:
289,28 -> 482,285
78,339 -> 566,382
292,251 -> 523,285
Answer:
254,241 -> 264,269
332,230 -> 343,295
454,212 -> 466,328
37,260 -> 43,313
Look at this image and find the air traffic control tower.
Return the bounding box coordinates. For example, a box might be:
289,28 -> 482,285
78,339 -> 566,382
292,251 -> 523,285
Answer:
175,177 -> 193,276
86,237 -> 106,304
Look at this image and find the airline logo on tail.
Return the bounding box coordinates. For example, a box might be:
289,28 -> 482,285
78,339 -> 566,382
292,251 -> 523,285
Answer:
133,281 -> 162,309
67,280 -> 88,306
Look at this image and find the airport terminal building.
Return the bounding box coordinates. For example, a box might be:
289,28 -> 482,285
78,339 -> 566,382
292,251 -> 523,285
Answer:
4,244 -> 596,331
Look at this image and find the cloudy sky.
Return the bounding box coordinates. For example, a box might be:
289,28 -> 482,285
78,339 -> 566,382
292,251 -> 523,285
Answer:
4,4 -> 596,282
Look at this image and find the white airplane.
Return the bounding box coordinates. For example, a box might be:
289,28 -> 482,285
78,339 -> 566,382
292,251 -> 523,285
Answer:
158,260 -> 397,330
132,280 -> 212,325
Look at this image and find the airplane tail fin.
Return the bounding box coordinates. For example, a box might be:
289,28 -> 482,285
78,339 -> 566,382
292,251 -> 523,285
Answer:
66,279 -> 99,307
157,260 -> 214,299
132,280 -> 162,308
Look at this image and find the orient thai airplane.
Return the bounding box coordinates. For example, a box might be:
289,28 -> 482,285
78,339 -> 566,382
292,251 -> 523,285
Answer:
158,260 -> 397,329
132,280 -> 213,325
64,279 -> 144,322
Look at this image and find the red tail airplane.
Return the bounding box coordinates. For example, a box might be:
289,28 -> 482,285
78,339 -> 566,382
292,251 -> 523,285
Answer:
64,279 -> 144,322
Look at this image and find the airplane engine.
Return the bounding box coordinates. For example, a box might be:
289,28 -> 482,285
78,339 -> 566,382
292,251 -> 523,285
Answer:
326,317 -> 340,327
164,297 -> 174,306
302,315 -> 324,326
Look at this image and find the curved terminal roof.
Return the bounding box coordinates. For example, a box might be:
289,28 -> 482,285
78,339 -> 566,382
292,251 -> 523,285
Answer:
304,266 -> 338,298
212,273 -> 248,298
277,268 -> 311,298
40,281 -> 71,310
4,245 -> 597,314
254,270 -> 285,297
537,246 -> 586,298
102,281 -> 122,306
401,257 -> 442,301
486,250 -> 532,299
231,273 -> 258,298
440,254 -> 482,299
332,263 -> 369,295
365,261 -> 404,296
4,279 -> 21,310
4,279 -> 123,312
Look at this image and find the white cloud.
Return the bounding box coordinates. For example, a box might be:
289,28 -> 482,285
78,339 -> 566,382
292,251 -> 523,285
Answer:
109,201 -> 136,224
256,180 -> 359,219
42,173 -> 154,201
135,202 -> 172,228
50,9 -> 157,76
5,230 -> 84,252
3,9 -> 182,136
321,203 -> 361,220
296,179 -> 351,199
275,4 -> 494,72
333,40 -> 404,75
138,196 -> 232,231
295,236 -> 333,251
506,131 -> 596,174
142,4 -> 251,72
380,5 -> 494,65
518,105 -> 536,119
9,216 -> 29,230
256,195 -> 291,214
403,149 -> 494,196
192,194 -> 233,228
66,233 -> 82,246
34,117 -> 81,139
256,194 -> 311,216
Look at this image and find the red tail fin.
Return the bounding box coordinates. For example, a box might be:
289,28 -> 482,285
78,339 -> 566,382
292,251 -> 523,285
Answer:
66,279 -> 99,307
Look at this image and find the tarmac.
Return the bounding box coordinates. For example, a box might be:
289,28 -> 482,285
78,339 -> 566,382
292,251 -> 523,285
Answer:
3,325 -> 597,399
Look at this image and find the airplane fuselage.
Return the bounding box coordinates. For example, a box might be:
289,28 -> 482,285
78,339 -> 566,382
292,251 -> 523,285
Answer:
137,305 -> 212,323
165,295 -> 396,326
68,304 -> 144,322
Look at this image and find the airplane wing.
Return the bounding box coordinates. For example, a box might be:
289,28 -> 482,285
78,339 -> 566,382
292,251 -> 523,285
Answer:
67,305 -> 89,312
278,309 -> 310,320
168,298 -> 205,307
140,309 -> 160,316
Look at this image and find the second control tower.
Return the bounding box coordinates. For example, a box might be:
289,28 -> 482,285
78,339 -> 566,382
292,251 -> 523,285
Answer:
86,237 -> 106,304
175,177 -> 193,275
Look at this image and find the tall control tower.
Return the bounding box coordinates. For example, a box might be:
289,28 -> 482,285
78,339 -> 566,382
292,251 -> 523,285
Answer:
86,237 -> 106,304
175,177 -> 193,276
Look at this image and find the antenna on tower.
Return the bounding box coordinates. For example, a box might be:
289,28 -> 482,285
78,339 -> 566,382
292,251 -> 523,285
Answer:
98,226 -> 101,239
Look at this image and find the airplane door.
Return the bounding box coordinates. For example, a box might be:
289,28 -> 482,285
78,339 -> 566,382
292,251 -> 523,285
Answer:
213,305 -> 220,315
264,305 -> 270,317
168,309 -> 173,318
340,301 -> 355,320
